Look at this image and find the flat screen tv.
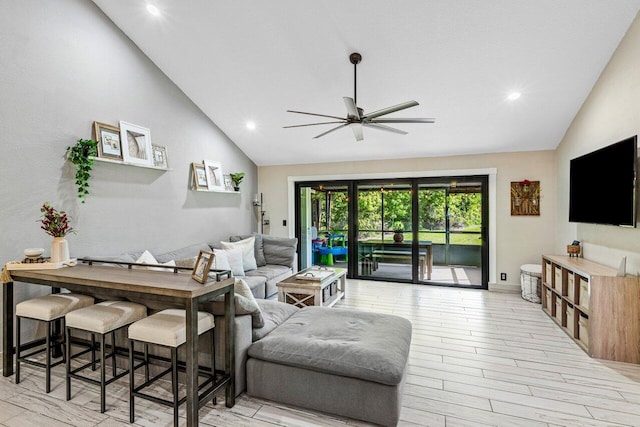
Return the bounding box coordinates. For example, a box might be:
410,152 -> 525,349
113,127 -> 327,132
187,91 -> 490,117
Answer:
569,135 -> 638,227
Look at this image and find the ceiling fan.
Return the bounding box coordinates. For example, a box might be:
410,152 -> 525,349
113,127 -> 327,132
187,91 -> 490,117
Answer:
284,52 -> 435,141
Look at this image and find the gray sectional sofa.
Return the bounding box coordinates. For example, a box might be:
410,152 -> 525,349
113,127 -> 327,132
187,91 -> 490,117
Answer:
85,233 -> 411,426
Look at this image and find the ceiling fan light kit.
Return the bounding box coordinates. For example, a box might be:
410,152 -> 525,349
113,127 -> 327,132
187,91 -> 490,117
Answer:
284,52 -> 435,141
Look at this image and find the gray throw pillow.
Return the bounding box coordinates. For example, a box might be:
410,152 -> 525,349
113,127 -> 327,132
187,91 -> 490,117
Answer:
262,235 -> 298,267
229,233 -> 267,267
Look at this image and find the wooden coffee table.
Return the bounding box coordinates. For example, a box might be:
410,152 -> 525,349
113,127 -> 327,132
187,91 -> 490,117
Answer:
277,267 -> 347,308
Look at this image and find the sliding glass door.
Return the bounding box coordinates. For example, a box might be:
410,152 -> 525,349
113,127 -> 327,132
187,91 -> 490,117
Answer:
295,176 -> 488,288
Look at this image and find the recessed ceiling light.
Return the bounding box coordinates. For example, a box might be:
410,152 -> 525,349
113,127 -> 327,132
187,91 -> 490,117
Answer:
507,92 -> 522,101
246,121 -> 256,130
146,4 -> 160,16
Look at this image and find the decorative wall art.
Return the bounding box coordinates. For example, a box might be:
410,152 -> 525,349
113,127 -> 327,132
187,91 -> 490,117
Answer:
120,121 -> 152,166
152,145 -> 168,169
223,174 -> 233,192
93,121 -> 123,160
203,159 -> 224,191
191,162 -> 208,190
511,180 -> 540,216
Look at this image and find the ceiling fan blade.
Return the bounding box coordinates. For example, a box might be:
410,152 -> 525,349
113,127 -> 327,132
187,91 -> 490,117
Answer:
283,121 -> 346,128
363,101 -> 419,119
351,124 -> 364,141
363,123 -> 408,135
313,123 -> 349,139
370,118 -> 436,124
287,110 -> 346,121
343,97 -> 360,119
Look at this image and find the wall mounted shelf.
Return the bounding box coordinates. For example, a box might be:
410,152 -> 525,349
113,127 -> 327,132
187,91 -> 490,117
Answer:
191,188 -> 240,194
92,156 -> 171,171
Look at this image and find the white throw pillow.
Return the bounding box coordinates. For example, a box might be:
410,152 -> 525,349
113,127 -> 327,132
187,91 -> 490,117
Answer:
212,249 -> 231,271
136,250 -> 157,265
135,250 -> 176,271
224,248 -> 245,277
220,237 -> 257,271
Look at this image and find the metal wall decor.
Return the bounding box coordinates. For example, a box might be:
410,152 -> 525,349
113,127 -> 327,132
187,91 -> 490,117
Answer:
510,180 -> 540,216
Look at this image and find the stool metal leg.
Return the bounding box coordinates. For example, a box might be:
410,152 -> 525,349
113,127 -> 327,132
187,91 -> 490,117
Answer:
65,326 -> 72,401
144,343 -> 149,383
211,327 -> 217,406
111,331 -> 117,377
45,320 -> 52,393
100,333 -> 106,413
129,339 -> 135,423
172,348 -> 179,427
91,334 -> 96,371
15,317 -> 21,385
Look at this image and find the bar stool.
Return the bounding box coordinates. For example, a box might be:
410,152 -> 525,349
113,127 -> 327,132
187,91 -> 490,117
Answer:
127,309 -> 216,426
65,301 -> 147,413
15,293 -> 95,393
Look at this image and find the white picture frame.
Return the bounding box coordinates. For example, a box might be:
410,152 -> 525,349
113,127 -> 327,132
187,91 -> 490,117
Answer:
152,145 -> 168,169
120,121 -> 152,166
203,159 -> 224,191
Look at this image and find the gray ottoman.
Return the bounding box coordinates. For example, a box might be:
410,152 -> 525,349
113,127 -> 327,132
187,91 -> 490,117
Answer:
246,307 -> 412,426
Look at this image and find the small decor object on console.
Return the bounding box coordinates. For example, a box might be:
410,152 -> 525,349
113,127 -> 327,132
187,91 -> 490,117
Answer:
510,179 -> 540,216
567,240 -> 581,257
192,250 -> 215,284
39,202 -> 75,264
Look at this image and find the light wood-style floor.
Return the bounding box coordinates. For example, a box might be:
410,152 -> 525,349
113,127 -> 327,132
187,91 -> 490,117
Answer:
2,279 -> 640,426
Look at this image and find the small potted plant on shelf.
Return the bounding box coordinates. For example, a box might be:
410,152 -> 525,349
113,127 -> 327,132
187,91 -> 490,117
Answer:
392,221 -> 405,243
66,138 -> 98,203
229,172 -> 245,192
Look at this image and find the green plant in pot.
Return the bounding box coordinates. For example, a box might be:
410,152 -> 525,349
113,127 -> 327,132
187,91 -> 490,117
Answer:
392,221 -> 405,243
229,172 -> 245,191
65,138 -> 98,203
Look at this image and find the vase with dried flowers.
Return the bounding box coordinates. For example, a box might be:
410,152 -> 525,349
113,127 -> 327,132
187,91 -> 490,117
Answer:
39,202 -> 75,263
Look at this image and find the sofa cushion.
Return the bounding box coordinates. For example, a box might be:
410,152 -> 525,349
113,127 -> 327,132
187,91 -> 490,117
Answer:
230,234 -> 267,267
155,242 -> 212,263
209,279 -> 264,328
252,299 -> 299,342
245,264 -> 291,282
242,275 -> 267,299
262,236 -> 298,267
221,237 -> 257,271
248,307 -> 412,386
212,249 -> 231,271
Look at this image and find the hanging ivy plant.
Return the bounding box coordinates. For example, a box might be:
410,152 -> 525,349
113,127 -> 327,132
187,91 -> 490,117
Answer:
65,138 -> 98,203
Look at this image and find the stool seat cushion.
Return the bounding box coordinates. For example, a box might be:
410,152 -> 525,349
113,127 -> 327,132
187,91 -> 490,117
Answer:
248,307 -> 412,386
16,293 -> 95,321
66,301 -> 147,334
128,309 -> 214,348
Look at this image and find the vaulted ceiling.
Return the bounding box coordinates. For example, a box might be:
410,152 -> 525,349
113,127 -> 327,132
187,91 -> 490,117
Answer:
92,1 -> 640,166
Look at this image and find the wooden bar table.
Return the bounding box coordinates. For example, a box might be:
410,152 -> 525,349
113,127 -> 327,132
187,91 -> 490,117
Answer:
2,263 -> 235,427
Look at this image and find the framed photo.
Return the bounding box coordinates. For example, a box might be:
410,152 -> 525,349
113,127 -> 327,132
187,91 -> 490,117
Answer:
223,174 -> 233,191
152,145 -> 168,169
120,121 -> 152,166
93,121 -> 123,160
192,250 -> 215,284
203,159 -> 224,191
192,162 -> 209,190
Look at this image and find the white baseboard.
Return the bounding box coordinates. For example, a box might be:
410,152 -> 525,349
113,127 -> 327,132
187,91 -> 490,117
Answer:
489,282 -> 520,293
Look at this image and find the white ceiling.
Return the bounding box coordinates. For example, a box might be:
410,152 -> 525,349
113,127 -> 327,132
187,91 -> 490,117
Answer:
92,0 -> 640,166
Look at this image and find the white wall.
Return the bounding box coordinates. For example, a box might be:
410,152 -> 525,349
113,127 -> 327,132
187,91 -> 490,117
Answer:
0,0 -> 257,351
555,11 -> 640,273
258,150 -> 557,290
